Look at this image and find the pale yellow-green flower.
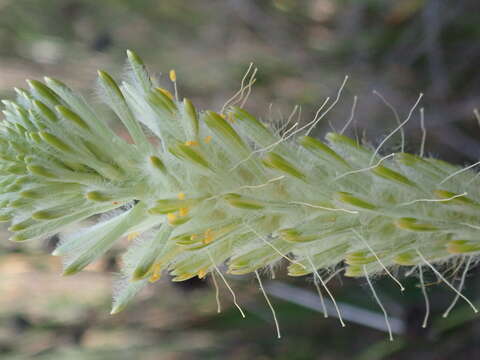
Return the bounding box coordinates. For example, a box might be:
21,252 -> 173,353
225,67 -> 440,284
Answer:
0,50 -> 479,318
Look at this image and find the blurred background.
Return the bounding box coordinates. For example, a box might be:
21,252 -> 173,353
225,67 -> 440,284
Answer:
1,0 -> 480,359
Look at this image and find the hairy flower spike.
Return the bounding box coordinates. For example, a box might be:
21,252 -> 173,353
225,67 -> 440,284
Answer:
1,51 -> 479,323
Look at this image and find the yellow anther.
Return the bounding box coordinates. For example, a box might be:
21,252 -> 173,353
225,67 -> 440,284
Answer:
167,213 -> 177,224
185,140 -> 199,147
149,273 -> 161,283
169,69 -> 177,82
149,263 -> 162,283
127,232 -> 140,241
157,88 -> 174,100
190,234 -> 198,241
204,135 -> 212,144
203,228 -> 215,244
179,207 -> 189,217
198,268 -> 208,279
220,113 -> 226,119
177,192 -> 186,200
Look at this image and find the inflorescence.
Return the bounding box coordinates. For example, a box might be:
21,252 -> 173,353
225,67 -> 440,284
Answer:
1,51 -> 479,337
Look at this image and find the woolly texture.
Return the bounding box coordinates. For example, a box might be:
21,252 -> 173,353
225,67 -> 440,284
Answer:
1,51 -> 479,314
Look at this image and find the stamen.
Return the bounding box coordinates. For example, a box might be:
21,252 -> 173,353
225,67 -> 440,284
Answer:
352,229 -> 405,292
324,267 -> 345,285
149,273 -> 161,283
443,256 -> 473,318
127,232 -> 140,241
197,268 -> 207,279
416,249 -> 478,314
439,161 -> 480,185
221,63 -> 253,113
149,263 -> 162,283
229,97 -> 330,172
340,95 -> 358,135
203,228 -> 215,244
334,153 -> 395,181
239,69 -> 257,108
307,256 -> 345,327
208,251 -> 246,317
370,93 -> 423,165
245,223 -> 306,269
234,175 -> 285,192
419,107 -> 426,157
289,201 -> 359,215
372,90 -> 405,153
227,66 -> 257,110
167,213 -> 177,225
282,121 -> 299,137
398,192 -> 467,207
270,266 -> 276,279
418,266 -> 430,328
169,69 -> 177,82
211,271 -> 222,313
169,69 -> 178,100
305,75 -> 349,136
364,265 -> 393,341
255,270 -> 281,339
313,275 -> 328,318
405,265 -> 419,278
278,105 -> 299,134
